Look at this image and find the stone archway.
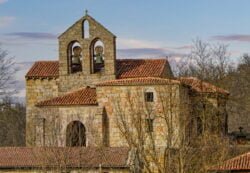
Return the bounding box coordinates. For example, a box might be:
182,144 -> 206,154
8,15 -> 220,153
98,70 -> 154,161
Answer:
66,121 -> 86,147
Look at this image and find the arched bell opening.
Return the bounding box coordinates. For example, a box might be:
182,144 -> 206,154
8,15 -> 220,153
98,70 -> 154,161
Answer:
67,41 -> 83,74
90,39 -> 105,73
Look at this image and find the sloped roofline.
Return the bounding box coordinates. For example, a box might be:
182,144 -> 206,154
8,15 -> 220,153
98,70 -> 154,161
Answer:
97,77 -> 181,86
179,77 -> 229,95
0,147 -> 130,169
25,58 -> 169,79
209,152 -> 250,171
58,14 -> 116,39
36,87 -> 97,107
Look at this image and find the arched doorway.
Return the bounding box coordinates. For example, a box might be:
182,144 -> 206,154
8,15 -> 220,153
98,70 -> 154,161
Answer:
66,121 -> 86,147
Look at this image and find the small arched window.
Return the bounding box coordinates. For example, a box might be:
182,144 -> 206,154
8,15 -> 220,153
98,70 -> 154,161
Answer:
67,41 -> 82,74
83,20 -> 90,39
91,39 -> 105,73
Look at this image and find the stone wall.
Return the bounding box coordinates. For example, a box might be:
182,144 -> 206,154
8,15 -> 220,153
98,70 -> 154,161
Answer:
161,60 -> 174,78
26,79 -> 58,107
26,78 -> 58,146
188,92 -> 228,136
33,105 -> 103,147
58,74 -> 115,94
96,84 -> 190,147
178,84 -> 192,143
228,110 -> 250,133
58,15 -> 116,94
25,78 -> 228,148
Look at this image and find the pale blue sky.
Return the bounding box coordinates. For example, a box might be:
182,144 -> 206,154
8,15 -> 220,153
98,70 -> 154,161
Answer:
1,0 -> 250,62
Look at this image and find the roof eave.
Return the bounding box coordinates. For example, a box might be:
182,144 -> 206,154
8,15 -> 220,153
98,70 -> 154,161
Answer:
36,103 -> 98,107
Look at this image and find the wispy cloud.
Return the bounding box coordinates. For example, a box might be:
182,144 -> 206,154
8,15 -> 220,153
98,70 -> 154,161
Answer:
211,34 -> 250,42
12,62 -> 34,99
0,32 -> 58,63
0,0 -> 8,4
116,38 -> 190,59
118,48 -> 166,58
0,32 -> 57,47
174,45 -> 193,50
0,16 -> 15,27
117,47 -> 189,75
117,48 -> 187,59
118,38 -> 163,49
5,32 -> 58,40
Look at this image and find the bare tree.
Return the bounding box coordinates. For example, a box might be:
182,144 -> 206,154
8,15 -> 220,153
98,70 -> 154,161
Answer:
105,48 -> 240,173
177,39 -> 250,135
177,39 -> 231,84
225,54 -> 250,133
0,45 -> 23,146
0,45 -> 17,98
110,83 -> 232,173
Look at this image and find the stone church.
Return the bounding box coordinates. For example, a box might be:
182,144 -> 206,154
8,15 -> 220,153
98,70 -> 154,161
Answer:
0,13 -> 229,172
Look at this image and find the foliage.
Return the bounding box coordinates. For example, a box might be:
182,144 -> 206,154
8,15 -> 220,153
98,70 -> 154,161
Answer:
0,97 -> 26,146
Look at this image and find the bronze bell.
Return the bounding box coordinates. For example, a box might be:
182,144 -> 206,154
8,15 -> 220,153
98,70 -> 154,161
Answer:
95,54 -> 103,64
72,56 -> 81,65
72,46 -> 82,65
94,46 -> 104,64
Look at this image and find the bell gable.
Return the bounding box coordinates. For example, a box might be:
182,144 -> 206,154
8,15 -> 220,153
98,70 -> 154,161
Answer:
58,13 -> 116,78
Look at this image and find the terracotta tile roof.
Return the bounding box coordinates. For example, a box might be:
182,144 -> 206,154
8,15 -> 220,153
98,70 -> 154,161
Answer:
26,61 -> 59,79
116,59 -> 167,79
26,59 -> 168,79
210,152 -> 250,171
0,147 -> 130,169
36,87 -> 97,106
179,77 -> 229,95
97,77 -> 180,86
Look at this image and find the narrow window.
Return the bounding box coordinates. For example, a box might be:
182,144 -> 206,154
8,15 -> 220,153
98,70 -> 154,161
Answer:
197,117 -> 203,135
36,118 -> 46,146
145,92 -> 154,102
146,118 -> 154,132
102,109 -> 109,147
83,20 -> 90,38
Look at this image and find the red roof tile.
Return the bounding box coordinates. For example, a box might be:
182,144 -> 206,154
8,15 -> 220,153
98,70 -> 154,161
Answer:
36,87 -> 97,106
26,61 -> 59,79
0,147 -> 130,168
116,59 -> 167,79
97,77 -> 180,86
26,59 -> 168,79
179,77 -> 229,95
210,152 -> 250,171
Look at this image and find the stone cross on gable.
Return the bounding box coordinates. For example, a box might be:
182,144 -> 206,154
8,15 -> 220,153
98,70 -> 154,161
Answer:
85,9 -> 88,16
